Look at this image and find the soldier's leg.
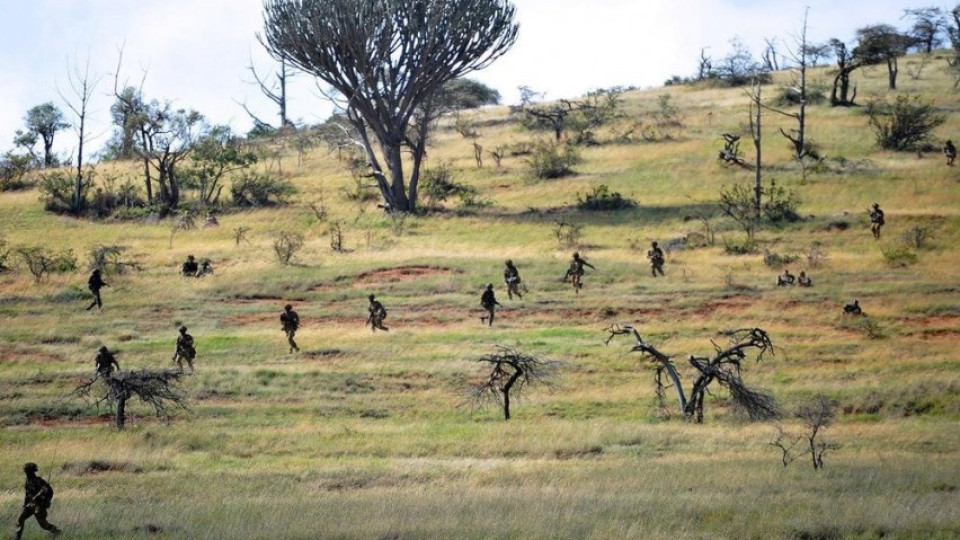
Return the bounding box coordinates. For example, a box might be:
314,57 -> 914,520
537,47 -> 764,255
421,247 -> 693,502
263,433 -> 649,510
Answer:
14,506 -> 34,540
287,331 -> 299,352
95,290 -> 103,309
487,308 -> 494,326
33,507 -> 60,535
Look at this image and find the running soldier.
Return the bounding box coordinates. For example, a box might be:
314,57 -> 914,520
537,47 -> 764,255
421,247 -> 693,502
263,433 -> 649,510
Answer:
869,203 -> 885,240
944,140 -> 956,166
173,326 -> 196,372
367,294 -> 389,332
777,269 -> 796,286
94,346 -> 119,378
480,284 -> 500,326
563,252 -> 595,294
647,242 -> 665,277
85,268 -> 108,310
181,255 -> 199,277
14,463 -> 61,540
503,260 -> 523,299
280,304 -> 300,353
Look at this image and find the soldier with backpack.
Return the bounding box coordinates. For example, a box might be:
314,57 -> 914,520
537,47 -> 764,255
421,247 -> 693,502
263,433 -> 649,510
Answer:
14,463 -> 61,539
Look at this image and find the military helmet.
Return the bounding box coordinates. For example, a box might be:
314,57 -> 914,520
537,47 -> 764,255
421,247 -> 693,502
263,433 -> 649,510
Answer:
872,203 -> 879,208
179,325 -> 187,333
573,251 -> 580,258
486,283 -> 493,289
505,259 -> 513,266
652,241 -> 658,247
23,462 -> 38,474
187,254 -> 195,260
284,304 -> 293,311
99,345 -> 108,353
368,294 -> 375,301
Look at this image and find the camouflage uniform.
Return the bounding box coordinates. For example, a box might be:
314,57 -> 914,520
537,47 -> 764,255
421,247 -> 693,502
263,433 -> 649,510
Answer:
367,295 -> 389,332
480,284 -> 500,326
197,260 -> 213,277
869,204 -> 885,240
944,140 -> 956,166
564,253 -> 595,294
94,346 -> 119,378
14,463 -> 61,540
843,300 -> 862,316
280,305 -> 300,353
777,270 -> 796,286
647,242 -> 665,277
173,326 -> 196,372
85,269 -> 107,311
503,260 -> 522,300
797,272 -> 812,287
181,255 -> 199,277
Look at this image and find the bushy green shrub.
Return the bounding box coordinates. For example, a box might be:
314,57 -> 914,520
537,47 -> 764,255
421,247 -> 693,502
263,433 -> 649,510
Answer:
231,172 -> 297,207
420,162 -> 476,206
526,140 -> 579,179
881,245 -> 918,267
576,185 -> 637,211
867,94 -> 945,151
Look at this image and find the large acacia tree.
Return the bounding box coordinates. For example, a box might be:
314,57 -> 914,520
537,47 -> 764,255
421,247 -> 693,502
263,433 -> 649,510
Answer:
262,0 -> 518,212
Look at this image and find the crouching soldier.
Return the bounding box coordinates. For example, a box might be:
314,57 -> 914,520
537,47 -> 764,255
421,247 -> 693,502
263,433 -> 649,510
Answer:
181,255 -> 199,277
777,269 -> 796,286
797,271 -> 812,287
843,300 -> 863,316
14,463 -> 61,540
367,294 -> 389,332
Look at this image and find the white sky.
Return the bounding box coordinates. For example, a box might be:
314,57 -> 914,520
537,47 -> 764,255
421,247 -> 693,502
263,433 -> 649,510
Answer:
0,0 -> 931,158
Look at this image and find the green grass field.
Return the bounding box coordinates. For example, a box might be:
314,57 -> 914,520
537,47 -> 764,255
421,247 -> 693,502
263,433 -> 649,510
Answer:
2,55 -> 960,539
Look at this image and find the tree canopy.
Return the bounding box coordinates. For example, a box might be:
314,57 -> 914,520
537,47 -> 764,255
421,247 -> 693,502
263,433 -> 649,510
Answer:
261,0 -> 519,212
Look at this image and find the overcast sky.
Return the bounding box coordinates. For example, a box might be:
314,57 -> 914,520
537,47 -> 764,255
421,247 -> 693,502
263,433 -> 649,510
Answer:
0,0 -> 931,158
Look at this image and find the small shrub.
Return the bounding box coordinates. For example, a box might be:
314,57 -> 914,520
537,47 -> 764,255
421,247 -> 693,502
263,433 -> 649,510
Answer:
902,226 -> 931,250
762,249 -> 800,268
867,94 -> 945,151
526,140 -> 579,179
762,181 -> 802,223
553,218 -> 583,248
723,237 -> 758,255
806,242 -> 827,268
231,172 -> 297,207
15,245 -> 78,283
420,162 -> 477,206
773,84 -> 826,107
0,152 -> 34,191
37,170 -> 84,214
273,232 -> 304,265
88,245 -> 141,275
576,185 -> 637,211
881,245 -> 918,267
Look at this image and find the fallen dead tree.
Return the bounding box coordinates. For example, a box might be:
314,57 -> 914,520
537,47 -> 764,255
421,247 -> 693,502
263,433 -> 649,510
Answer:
605,325 -> 778,423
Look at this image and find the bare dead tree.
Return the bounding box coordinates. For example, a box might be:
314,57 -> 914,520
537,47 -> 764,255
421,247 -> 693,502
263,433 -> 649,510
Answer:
762,37 -> 780,72
233,226 -> 251,246
241,57 -> 297,131
718,133 -> 748,167
686,328 -> 778,422
58,55 -> 103,215
604,325 -> 687,415
771,393 -> 839,470
469,346 -> 560,420
605,326 -> 778,423
697,47 -> 713,80
72,369 -> 187,429
473,142 -> 483,168
746,80 -> 764,220
489,147 -> 504,168
765,9 -> 813,169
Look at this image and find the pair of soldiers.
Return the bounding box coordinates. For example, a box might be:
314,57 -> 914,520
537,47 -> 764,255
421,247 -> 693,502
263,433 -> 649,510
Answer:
93,326 -> 197,378
869,203 -> 885,240
777,270 -> 812,287
14,463 -> 61,539
181,255 -> 213,278
480,260 -> 526,326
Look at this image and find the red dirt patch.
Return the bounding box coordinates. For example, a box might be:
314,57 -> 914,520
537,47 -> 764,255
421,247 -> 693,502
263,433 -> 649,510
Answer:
350,265 -> 460,283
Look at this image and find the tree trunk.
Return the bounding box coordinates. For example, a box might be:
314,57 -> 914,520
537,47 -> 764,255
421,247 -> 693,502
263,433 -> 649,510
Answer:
384,144 -> 410,212
888,58 -> 898,90
501,367 -> 523,421
115,397 -> 127,429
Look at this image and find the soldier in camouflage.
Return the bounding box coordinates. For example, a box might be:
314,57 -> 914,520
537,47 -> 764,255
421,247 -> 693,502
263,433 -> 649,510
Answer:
563,252 -> 595,294
85,269 -> 108,311
503,260 -> 523,300
480,284 -> 500,326
280,304 -> 300,353
14,463 -> 61,540
647,242 -> 665,277
173,326 -> 196,372
367,294 -> 389,332
94,346 -> 119,378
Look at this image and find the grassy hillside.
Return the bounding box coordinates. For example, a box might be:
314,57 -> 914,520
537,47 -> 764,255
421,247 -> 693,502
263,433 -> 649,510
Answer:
1,54 -> 959,539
